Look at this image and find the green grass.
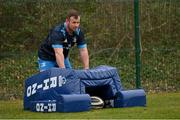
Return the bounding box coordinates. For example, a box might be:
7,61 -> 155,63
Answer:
0,92 -> 180,119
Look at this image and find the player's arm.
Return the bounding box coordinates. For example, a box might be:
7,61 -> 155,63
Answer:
50,29 -> 65,68
53,47 -> 65,68
77,30 -> 89,69
79,47 -> 89,69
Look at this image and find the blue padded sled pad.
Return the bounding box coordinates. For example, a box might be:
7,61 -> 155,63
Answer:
24,65 -> 123,110
77,65 -> 123,99
114,89 -> 146,107
30,94 -> 91,112
24,68 -> 80,110
58,94 -> 91,112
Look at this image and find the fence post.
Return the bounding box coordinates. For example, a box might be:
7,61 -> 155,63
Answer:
134,0 -> 141,88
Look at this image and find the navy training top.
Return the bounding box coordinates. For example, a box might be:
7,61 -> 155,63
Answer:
38,22 -> 87,61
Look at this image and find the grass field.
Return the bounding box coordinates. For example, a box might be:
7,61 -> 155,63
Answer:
0,92 -> 180,119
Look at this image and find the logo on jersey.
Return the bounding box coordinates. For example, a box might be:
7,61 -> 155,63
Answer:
64,39 -> 68,43
73,37 -> 77,43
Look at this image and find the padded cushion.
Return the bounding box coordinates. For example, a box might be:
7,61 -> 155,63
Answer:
30,94 -> 91,112
58,94 -> 91,112
114,89 -> 146,107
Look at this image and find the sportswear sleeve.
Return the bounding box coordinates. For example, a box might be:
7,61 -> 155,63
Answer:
49,29 -> 64,48
77,30 -> 87,48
